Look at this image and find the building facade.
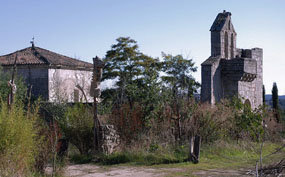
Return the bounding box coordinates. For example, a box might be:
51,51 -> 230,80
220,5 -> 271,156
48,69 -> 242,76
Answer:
201,11 -> 263,109
0,45 -> 93,103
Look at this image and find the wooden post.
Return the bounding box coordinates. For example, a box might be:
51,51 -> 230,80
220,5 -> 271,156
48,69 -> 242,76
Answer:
189,134 -> 201,164
92,56 -> 104,153
193,135 -> 201,163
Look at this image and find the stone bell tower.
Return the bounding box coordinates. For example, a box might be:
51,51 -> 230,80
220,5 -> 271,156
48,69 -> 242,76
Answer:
210,10 -> 237,59
201,11 -> 263,109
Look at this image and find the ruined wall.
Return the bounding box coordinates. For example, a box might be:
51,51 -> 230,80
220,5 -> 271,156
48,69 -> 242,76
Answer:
48,69 -> 93,103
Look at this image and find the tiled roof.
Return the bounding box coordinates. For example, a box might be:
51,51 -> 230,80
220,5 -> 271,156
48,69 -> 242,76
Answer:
0,46 -> 93,69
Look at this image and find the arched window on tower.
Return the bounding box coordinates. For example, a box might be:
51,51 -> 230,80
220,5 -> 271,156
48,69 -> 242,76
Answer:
228,20 -> 231,30
231,33 -> 234,58
224,31 -> 228,59
245,99 -> 251,109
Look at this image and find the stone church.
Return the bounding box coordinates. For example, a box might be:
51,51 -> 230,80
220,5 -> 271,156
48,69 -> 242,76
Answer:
201,11 -> 263,109
0,43 -> 93,103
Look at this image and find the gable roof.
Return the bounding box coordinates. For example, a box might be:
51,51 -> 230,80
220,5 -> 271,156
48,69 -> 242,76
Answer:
0,46 -> 93,70
210,11 -> 232,32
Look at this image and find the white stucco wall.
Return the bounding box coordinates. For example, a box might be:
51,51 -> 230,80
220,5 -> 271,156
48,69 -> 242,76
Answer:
48,69 -> 93,103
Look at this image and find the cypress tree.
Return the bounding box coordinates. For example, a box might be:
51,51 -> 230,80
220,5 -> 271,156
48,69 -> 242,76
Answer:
263,85 -> 266,105
272,82 -> 279,110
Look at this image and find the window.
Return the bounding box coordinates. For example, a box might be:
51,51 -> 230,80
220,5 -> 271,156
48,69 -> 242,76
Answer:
224,31 -> 228,58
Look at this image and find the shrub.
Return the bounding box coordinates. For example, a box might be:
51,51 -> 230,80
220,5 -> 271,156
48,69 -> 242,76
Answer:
0,101 -> 41,176
59,103 -> 94,155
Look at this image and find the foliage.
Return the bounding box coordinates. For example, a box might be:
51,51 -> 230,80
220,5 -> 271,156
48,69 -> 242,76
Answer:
99,145 -> 187,165
0,101 -> 42,176
102,37 -> 145,107
102,37 -> 163,127
59,103 -> 94,155
161,53 -> 199,98
228,97 -> 264,141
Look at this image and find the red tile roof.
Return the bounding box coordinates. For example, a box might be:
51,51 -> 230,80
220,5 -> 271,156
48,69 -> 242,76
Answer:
0,46 -> 93,69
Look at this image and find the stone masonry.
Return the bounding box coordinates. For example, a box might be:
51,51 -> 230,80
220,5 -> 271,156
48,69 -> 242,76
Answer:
201,11 -> 263,109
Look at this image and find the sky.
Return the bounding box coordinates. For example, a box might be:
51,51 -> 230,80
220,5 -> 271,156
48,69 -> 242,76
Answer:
0,0 -> 284,94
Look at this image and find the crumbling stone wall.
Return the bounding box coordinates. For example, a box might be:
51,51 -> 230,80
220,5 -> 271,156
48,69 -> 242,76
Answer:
100,125 -> 120,154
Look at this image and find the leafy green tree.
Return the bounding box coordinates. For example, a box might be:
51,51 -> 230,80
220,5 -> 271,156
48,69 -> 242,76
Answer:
160,53 -> 199,142
102,37 -> 161,110
272,82 -> 279,110
102,37 -> 143,107
135,55 -> 162,123
161,53 -> 199,99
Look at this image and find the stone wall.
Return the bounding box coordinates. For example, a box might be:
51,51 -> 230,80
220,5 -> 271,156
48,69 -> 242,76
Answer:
252,48 -> 263,108
201,57 -> 222,105
101,125 -> 120,155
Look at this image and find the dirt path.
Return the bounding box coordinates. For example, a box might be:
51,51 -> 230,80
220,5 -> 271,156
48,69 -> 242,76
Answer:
62,164 -> 164,177
52,164 -> 253,177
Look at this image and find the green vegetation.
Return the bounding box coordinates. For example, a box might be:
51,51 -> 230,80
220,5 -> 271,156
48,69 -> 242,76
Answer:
0,37 -> 284,176
0,101 -> 43,176
60,103 -> 94,155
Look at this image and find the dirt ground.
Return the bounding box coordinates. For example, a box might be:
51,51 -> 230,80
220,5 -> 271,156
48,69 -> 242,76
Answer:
48,164 -> 254,177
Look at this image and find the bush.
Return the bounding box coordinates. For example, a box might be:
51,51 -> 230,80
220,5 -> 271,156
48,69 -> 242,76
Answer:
0,101 -> 42,176
59,103 -> 94,155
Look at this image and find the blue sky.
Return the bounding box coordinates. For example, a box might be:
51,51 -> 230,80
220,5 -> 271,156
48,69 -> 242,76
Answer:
1,0 -> 284,94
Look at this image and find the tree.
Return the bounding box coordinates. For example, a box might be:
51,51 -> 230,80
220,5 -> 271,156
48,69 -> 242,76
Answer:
272,82 -> 279,110
102,37 -> 161,109
263,85 -> 266,105
102,37 -> 142,107
161,53 -> 199,99
160,53 -> 200,143
272,82 -> 280,122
